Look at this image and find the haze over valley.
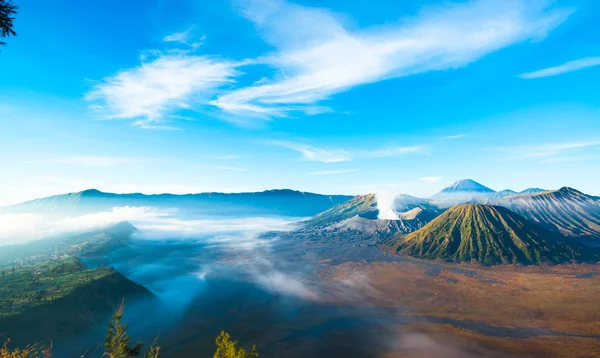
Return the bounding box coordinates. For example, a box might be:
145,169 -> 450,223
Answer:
2,180 -> 600,357
2,0 -> 600,356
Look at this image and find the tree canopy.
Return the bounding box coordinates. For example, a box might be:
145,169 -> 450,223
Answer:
0,0 -> 18,47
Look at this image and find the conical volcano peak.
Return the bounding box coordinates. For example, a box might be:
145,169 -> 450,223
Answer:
440,179 -> 495,193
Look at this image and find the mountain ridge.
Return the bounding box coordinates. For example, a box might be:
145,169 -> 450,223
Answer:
4,188 -> 354,218
393,204 -> 594,265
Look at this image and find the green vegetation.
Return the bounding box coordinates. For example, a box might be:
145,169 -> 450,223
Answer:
303,194 -> 377,228
0,257 -> 114,319
1,302 -> 258,358
213,331 -> 259,358
0,0 -> 17,47
394,204 -> 595,265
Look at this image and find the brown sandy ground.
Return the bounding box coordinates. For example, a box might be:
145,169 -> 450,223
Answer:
321,260 -> 600,357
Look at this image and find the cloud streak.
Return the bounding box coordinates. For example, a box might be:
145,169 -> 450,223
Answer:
211,0 -> 572,117
266,140 -> 424,162
86,53 -> 239,128
519,57 -> 600,79
87,0 -> 572,127
192,165 -> 248,171
309,169 -> 358,176
265,140 -> 351,163
496,139 -> 600,160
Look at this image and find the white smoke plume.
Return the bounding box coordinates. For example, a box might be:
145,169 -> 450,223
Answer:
376,192 -> 399,220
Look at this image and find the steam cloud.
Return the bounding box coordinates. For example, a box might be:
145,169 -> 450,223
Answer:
376,192 -> 399,220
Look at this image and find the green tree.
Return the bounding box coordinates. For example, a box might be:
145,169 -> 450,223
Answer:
104,301 -> 143,358
213,331 -> 258,358
0,0 -> 17,47
0,339 -> 52,358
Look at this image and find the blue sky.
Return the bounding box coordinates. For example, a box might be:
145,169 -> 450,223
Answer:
1,0 -> 599,205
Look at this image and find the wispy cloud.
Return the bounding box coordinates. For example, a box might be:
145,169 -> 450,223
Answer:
496,139 -> 600,160
265,140 -> 424,162
86,53 -> 239,128
542,154 -> 600,164
210,0 -> 572,117
29,156 -> 136,167
87,0 -> 572,127
519,57 -> 600,79
265,140 -> 351,163
441,134 -> 466,139
192,165 -> 248,171
360,146 -> 425,158
419,176 -> 442,183
309,169 -> 358,176
215,155 -> 244,160
163,26 -> 206,49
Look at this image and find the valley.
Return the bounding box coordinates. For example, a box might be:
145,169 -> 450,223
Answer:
1,179 -> 600,357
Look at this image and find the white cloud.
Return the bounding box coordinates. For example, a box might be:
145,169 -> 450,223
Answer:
192,165 -> 248,171
86,0 -> 571,126
441,134 -> 466,139
163,26 -> 207,50
211,0 -> 572,117
265,140 -> 351,163
266,140 -> 425,162
134,216 -> 295,240
519,57 -> 600,79
214,154 -> 244,160
309,169 -> 358,176
0,206 -> 296,245
360,146 -> 425,158
86,54 -> 239,127
419,176 -> 442,183
0,206 -> 167,244
498,139 -> 600,160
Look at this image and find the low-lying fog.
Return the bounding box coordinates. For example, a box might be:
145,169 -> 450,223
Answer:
1,207 -> 500,357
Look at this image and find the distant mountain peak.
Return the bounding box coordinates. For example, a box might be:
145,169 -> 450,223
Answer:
439,179 -> 495,193
79,189 -> 104,196
519,188 -> 547,194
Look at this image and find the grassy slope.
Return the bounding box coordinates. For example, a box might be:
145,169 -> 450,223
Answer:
496,187 -> 600,239
302,194 -> 377,228
394,204 -> 591,265
0,258 -> 153,346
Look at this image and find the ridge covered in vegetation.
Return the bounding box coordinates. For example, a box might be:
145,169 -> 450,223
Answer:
393,204 -> 595,265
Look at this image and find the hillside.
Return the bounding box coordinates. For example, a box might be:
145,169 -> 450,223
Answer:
492,187 -> 600,239
4,189 -> 353,218
437,179 -> 495,193
430,179 -> 496,207
393,204 -> 593,265
0,222 -> 138,266
302,194 -> 378,228
0,258 -> 153,347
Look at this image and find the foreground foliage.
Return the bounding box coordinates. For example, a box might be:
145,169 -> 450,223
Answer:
0,0 -> 17,46
2,301 -> 258,358
213,331 -> 258,358
0,340 -> 51,358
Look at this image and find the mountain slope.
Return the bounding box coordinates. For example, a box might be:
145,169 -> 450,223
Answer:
0,264 -> 153,347
5,189 -> 353,217
310,207 -> 438,242
430,179 -> 496,207
438,179 -> 495,194
393,204 -> 592,265
303,194 -> 378,228
492,187 -> 600,239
